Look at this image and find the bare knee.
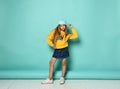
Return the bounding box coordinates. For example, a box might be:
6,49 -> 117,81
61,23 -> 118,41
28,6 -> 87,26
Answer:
49,58 -> 56,66
62,58 -> 66,66
49,61 -> 54,66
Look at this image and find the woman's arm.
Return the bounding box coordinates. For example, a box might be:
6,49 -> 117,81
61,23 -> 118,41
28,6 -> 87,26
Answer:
68,24 -> 78,39
46,29 -> 55,47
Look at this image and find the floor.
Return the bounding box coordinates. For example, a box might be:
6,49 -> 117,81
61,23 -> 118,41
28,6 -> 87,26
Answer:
0,79 -> 120,89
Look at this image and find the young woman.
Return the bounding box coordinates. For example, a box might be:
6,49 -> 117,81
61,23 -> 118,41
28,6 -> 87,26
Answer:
41,21 -> 78,84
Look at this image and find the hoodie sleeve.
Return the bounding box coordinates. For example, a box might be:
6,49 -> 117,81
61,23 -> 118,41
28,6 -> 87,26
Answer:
46,29 -> 55,47
68,27 -> 78,39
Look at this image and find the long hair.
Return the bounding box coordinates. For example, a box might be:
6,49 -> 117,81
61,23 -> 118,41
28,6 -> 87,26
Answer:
53,25 -> 69,44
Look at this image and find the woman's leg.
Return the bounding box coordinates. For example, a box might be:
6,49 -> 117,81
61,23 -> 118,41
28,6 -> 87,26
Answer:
49,57 -> 57,80
61,58 -> 67,77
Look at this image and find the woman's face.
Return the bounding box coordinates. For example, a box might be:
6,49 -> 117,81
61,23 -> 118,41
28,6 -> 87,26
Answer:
59,24 -> 66,31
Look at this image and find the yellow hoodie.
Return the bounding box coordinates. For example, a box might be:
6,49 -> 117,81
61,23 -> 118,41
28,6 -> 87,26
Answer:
47,28 -> 78,49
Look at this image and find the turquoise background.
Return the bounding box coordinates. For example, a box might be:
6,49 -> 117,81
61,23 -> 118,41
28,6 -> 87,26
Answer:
0,0 -> 120,79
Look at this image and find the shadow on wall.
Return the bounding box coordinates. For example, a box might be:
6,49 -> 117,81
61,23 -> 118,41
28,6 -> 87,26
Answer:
53,29 -> 81,78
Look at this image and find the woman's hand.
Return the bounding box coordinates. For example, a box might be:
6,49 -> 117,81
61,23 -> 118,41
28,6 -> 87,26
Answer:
53,44 -> 56,49
69,24 -> 74,29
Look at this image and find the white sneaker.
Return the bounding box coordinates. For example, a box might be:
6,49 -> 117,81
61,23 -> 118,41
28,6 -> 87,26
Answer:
41,78 -> 53,84
59,77 -> 65,84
